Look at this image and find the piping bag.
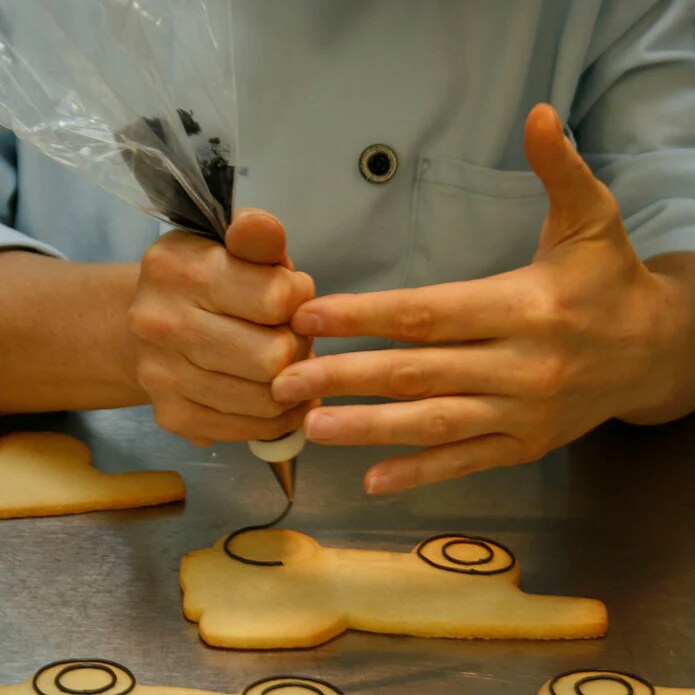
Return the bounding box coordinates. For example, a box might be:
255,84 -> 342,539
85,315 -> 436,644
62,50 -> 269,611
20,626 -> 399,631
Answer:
120,106 -> 304,503
0,0 -> 304,500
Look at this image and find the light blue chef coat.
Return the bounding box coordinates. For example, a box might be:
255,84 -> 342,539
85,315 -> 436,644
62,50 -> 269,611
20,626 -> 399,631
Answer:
1,1 -> 695,353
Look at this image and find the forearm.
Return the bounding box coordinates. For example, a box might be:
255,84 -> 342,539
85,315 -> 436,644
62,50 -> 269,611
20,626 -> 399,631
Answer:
621,252 -> 695,425
0,251 -> 147,412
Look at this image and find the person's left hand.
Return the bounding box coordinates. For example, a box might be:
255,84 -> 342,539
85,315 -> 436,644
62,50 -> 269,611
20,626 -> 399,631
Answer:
271,104 -> 687,494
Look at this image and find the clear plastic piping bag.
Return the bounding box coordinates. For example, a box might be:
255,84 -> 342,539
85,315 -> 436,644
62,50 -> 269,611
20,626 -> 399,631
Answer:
0,0 -> 238,240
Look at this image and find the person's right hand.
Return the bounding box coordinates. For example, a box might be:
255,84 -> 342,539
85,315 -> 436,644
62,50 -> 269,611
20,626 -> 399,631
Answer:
129,209 -> 315,447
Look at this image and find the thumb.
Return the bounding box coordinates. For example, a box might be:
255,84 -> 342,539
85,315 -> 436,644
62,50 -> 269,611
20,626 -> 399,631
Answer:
525,103 -> 618,247
225,208 -> 293,268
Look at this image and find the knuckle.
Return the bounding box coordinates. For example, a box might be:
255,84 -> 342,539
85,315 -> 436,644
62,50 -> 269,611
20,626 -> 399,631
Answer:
394,298 -> 435,341
296,271 -> 316,302
515,282 -> 571,333
136,360 -> 177,393
389,358 -> 431,399
153,405 -> 191,437
259,329 -> 298,379
127,303 -> 142,336
261,271 -> 295,325
142,235 -> 218,288
140,241 -> 180,283
529,355 -> 569,398
129,305 -> 181,343
420,410 -> 457,445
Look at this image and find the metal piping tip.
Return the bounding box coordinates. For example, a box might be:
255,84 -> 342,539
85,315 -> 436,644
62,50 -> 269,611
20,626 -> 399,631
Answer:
249,430 -> 304,502
267,458 -> 296,502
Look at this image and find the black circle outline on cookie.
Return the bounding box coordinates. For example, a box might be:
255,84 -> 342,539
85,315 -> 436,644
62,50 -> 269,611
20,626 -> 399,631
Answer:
442,539 -> 494,566
32,660 -> 136,695
416,534 -> 516,575
55,665 -> 117,695
241,675 -> 344,695
548,669 -> 655,695
224,499 -> 293,567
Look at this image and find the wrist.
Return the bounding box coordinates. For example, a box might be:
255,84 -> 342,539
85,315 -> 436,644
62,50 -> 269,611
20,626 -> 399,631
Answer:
619,263 -> 694,425
108,262 -> 150,403
0,255 -> 149,412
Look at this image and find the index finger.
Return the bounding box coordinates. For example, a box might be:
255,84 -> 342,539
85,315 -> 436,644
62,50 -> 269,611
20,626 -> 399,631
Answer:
290,274 -> 525,342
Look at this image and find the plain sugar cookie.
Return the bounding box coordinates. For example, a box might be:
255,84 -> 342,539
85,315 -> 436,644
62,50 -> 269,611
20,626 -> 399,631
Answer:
0,659 -> 343,695
180,529 -> 608,649
0,432 -> 185,518
540,669 -> 695,694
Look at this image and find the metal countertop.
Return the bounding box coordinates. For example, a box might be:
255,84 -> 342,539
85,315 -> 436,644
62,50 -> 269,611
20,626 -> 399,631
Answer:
1,407 -> 693,693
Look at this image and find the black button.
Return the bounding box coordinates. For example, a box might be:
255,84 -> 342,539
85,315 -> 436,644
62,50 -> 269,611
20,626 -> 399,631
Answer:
359,144 -> 398,183
367,152 -> 391,176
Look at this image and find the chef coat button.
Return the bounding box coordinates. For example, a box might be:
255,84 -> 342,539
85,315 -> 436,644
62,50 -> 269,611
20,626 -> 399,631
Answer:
359,144 -> 398,184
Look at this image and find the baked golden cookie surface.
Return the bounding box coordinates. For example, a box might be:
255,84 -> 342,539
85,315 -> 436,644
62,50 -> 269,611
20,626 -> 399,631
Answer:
181,528 -> 607,649
0,432 -> 185,518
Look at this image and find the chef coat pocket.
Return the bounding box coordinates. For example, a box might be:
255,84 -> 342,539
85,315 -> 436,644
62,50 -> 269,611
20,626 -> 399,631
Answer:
405,156 -> 549,287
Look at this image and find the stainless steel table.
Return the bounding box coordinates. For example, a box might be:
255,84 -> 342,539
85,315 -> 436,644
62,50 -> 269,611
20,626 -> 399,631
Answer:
1,406 -> 694,693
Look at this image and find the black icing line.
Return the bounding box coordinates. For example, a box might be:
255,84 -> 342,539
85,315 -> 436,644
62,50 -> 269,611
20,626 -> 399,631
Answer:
416,534 -> 516,575
241,676 -> 344,695
254,684 -> 323,695
548,669 -> 655,695
32,660 -> 136,695
224,498 -> 293,567
576,675 -> 635,695
442,539 -> 494,566
54,666 -> 116,695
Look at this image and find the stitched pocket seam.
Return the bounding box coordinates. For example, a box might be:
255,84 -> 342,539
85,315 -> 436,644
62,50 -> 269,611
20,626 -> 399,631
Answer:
417,156 -> 546,199
418,176 -> 546,199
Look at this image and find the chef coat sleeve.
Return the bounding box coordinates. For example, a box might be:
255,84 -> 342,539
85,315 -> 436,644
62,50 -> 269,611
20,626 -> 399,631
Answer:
570,0 -> 695,261
0,128 -> 65,258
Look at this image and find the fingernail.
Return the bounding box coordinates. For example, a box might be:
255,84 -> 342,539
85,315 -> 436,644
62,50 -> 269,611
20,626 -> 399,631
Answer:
305,412 -> 339,440
366,473 -> 392,495
293,311 -> 323,336
273,375 -> 309,402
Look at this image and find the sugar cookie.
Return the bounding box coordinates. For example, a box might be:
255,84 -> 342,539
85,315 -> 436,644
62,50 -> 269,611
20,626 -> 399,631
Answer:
540,669 -> 695,695
0,659 -> 342,695
181,529 -> 607,649
0,432 -> 185,518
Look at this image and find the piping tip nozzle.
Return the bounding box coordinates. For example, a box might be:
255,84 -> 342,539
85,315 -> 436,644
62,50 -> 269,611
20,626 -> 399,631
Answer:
248,430 -> 305,501
267,458 -> 296,502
